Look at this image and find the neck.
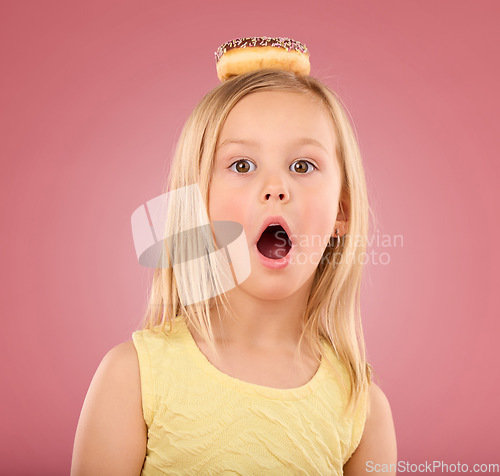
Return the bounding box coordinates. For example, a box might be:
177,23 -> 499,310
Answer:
207,275 -> 315,353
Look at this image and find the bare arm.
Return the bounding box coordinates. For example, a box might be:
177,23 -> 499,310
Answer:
71,341 -> 147,475
343,382 -> 397,476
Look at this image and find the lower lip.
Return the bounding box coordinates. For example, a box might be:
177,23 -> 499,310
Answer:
253,244 -> 294,269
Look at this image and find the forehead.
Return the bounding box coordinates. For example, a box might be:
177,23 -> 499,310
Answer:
217,90 -> 337,151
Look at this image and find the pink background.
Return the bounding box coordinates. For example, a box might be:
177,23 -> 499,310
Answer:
1,1 -> 498,473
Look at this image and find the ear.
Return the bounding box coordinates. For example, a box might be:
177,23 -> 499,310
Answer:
333,190 -> 349,237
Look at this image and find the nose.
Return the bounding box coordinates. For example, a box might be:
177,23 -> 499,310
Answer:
261,176 -> 290,203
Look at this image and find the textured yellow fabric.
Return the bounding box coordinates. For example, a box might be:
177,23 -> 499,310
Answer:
132,318 -> 367,475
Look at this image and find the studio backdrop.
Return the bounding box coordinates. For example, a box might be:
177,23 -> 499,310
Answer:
0,1 -> 498,474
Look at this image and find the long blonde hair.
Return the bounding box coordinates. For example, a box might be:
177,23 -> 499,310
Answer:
140,69 -> 372,411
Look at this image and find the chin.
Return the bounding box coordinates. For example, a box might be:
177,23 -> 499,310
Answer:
239,275 -> 308,301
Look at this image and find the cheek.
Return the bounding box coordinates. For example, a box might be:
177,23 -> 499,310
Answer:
298,187 -> 340,245
306,186 -> 339,219
208,179 -> 248,221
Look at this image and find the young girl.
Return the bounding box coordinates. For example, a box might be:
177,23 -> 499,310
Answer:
71,38 -> 397,475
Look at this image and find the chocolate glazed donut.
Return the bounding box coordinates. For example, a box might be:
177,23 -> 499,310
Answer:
214,36 -> 310,81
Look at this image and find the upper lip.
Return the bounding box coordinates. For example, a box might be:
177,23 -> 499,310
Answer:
254,215 -> 294,246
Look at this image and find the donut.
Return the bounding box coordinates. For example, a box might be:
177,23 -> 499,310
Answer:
214,36 -> 310,81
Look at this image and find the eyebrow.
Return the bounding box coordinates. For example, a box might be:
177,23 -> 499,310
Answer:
216,137 -> 329,153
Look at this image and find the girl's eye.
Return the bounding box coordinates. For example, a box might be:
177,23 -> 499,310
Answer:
229,159 -> 256,174
228,159 -> 316,174
290,159 -> 316,174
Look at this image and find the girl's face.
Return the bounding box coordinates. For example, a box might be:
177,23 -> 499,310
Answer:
209,90 -> 345,301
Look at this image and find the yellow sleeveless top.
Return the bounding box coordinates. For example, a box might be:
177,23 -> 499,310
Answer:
132,318 -> 367,475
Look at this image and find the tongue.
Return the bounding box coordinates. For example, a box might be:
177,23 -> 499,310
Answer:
257,226 -> 291,260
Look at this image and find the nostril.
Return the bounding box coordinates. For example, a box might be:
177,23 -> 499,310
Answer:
265,193 -> 286,200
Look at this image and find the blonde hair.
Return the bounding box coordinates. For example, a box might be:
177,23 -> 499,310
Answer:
140,69 -> 372,412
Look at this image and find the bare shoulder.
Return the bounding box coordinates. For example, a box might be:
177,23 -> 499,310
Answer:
343,382 -> 397,475
103,340 -> 141,373
71,340 -> 147,475
88,340 -> 142,399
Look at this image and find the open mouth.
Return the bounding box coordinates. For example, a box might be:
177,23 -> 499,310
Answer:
257,225 -> 292,260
